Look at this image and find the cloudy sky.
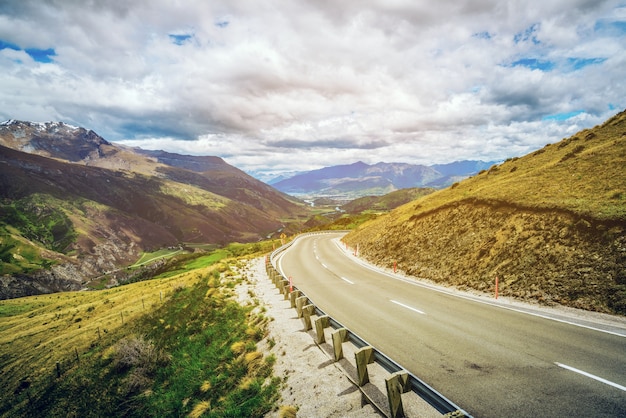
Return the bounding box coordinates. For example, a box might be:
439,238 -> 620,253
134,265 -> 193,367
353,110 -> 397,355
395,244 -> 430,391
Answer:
1,0 -> 624,180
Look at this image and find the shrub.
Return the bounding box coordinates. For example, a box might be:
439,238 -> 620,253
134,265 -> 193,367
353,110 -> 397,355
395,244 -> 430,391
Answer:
279,405 -> 298,418
113,335 -> 170,393
231,341 -> 246,355
244,351 -> 263,373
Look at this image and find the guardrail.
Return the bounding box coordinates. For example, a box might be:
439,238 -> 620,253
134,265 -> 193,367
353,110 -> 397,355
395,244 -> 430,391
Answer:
267,232 -> 471,418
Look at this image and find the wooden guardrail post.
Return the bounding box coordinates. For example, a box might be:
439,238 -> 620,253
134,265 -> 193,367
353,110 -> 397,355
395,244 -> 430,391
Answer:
290,290 -> 301,308
314,315 -> 330,344
301,304 -> 316,331
332,328 -> 348,361
281,279 -> 290,299
355,346 -> 375,386
386,371 -> 411,418
295,296 -> 308,318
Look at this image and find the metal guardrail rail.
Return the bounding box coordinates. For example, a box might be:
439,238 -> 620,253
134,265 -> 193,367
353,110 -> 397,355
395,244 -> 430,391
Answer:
268,232 -> 471,417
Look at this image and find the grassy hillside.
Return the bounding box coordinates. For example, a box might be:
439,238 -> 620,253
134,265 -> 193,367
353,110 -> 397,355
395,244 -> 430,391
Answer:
342,187 -> 436,214
0,144 -> 303,298
0,243 -> 280,417
0,121 -> 309,298
344,110 -> 626,314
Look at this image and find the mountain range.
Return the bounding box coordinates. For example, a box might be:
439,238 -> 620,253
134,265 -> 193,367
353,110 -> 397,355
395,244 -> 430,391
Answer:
270,160 -> 496,198
0,120 -> 306,298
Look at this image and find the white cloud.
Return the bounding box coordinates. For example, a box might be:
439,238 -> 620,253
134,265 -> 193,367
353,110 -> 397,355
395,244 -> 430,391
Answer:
1,0 -> 624,178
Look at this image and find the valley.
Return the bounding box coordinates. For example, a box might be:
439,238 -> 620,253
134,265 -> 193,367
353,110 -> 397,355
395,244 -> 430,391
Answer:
0,110 -> 625,416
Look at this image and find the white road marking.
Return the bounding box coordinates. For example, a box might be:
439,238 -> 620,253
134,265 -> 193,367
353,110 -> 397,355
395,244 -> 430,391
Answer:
555,363 -> 626,392
390,299 -> 425,315
340,277 -> 355,285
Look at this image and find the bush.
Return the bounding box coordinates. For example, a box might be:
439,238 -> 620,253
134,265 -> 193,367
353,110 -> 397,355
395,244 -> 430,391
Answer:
113,335 -> 170,393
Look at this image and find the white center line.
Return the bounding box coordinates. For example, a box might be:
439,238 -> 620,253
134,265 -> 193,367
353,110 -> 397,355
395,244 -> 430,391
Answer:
340,276 -> 355,285
390,299 -> 425,315
555,363 -> 626,392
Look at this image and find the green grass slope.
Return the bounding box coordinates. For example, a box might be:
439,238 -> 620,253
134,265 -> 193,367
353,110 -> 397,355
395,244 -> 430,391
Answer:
344,109 -> 626,314
0,246 -> 280,417
342,187 -> 436,214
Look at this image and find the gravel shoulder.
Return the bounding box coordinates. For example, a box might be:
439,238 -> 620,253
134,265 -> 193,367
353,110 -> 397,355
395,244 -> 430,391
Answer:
236,256 -> 442,418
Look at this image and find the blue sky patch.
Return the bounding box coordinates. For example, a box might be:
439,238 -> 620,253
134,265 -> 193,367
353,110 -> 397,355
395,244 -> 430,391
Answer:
215,20 -> 229,28
542,110 -> 585,121
169,33 -> 192,45
567,57 -> 607,70
511,58 -> 555,71
0,39 -> 55,63
25,48 -> 56,63
0,40 -> 20,51
594,19 -> 626,35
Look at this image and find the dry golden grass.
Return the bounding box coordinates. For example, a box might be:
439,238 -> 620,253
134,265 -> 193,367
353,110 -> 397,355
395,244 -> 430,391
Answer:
279,405 -> 298,418
159,180 -> 228,209
368,109 -> 626,227
0,266 -> 215,399
230,341 -> 246,355
200,380 -> 211,392
345,110 -> 626,314
187,400 -> 211,418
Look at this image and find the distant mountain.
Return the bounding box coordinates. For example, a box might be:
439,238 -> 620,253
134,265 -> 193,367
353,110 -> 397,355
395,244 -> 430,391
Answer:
271,160 -> 496,197
427,160 -> 498,187
132,149 -> 302,216
0,120 -> 306,298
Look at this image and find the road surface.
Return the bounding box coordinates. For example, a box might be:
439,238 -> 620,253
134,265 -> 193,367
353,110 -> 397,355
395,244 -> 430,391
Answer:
275,232 -> 626,418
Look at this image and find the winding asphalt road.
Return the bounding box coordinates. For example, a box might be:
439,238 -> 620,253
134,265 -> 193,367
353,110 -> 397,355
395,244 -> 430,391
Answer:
275,232 -> 626,418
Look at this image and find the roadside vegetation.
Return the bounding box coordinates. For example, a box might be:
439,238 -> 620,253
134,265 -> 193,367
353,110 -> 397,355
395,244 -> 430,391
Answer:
0,242 -> 281,417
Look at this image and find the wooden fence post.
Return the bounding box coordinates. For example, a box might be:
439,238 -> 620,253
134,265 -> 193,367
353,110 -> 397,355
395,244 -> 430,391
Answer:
295,296 -> 308,318
301,304 -> 316,331
282,279 -> 291,299
386,371 -> 411,418
314,315 -> 330,344
355,346 -> 375,386
290,290 -> 301,308
332,328 -> 348,361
